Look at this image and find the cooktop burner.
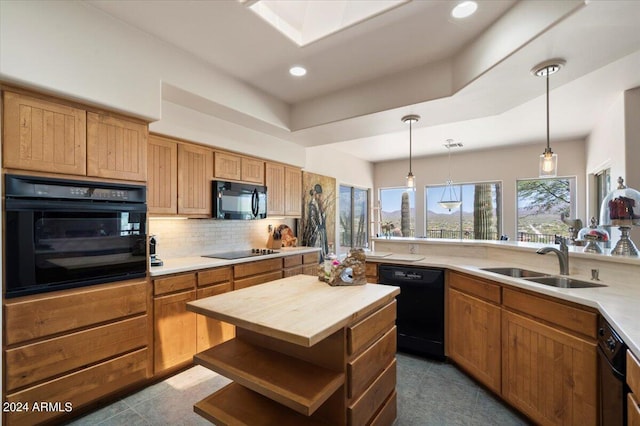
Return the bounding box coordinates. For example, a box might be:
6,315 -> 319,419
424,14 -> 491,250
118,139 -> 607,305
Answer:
202,249 -> 279,260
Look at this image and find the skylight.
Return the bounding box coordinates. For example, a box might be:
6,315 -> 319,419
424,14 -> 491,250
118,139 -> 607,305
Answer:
246,0 -> 409,47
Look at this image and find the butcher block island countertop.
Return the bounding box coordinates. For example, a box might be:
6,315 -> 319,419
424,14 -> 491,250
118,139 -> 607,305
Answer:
187,275 -> 401,426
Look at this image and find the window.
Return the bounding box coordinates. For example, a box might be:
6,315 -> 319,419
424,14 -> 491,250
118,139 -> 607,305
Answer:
425,182 -> 502,240
516,177 -> 576,243
379,188 -> 415,237
339,185 -> 369,249
595,168 -> 611,222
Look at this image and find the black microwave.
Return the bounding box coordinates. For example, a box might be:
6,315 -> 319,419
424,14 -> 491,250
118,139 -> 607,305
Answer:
212,180 -> 267,220
4,174 -> 147,298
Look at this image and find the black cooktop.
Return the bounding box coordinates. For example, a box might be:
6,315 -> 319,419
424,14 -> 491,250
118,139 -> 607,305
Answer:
202,249 -> 279,260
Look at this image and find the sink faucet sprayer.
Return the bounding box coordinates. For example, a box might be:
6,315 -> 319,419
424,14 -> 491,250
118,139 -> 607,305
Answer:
536,237 -> 569,275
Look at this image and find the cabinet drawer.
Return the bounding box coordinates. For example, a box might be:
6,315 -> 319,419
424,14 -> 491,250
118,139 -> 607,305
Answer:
234,258 -> 282,279
503,288 -> 597,339
348,326 -> 396,398
629,393 -> 640,426
4,348 -> 149,426
370,390 -> 397,426
303,252 -> 320,264
154,273 -> 196,296
234,271 -> 283,290
4,279 -> 147,346
283,255 -> 303,268
629,351 -> 640,396
198,267 -> 232,288
448,271 -> 501,304
348,301 -> 396,355
283,265 -> 304,277
5,315 -> 147,392
348,359 -> 396,426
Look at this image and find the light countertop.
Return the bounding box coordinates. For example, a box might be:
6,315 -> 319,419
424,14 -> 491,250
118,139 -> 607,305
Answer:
370,238 -> 640,357
187,275 -> 400,347
149,246 -> 321,276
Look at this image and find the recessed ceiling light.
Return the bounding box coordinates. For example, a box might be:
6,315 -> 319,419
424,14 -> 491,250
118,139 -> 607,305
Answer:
451,1 -> 478,19
289,66 -> 307,77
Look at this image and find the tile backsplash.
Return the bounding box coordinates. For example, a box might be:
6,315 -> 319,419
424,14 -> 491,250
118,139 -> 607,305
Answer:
149,218 -> 296,258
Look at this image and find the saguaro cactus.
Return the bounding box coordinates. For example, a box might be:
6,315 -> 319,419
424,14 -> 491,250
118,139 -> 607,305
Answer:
401,191 -> 411,237
473,184 -> 493,239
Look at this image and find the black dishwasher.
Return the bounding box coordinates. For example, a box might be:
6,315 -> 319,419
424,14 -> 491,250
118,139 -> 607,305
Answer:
378,265 -> 445,359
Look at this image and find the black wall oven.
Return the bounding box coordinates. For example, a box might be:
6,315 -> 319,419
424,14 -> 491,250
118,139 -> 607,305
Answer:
4,174 -> 147,298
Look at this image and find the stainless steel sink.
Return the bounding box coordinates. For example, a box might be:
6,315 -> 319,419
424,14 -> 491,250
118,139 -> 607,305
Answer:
480,267 -> 548,278
523,276 -> 607,288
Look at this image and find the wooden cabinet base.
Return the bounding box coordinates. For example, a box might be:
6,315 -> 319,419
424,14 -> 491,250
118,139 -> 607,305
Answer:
3,349 -> 149,425
502,310 -> 597,425
189,281 -> 398,426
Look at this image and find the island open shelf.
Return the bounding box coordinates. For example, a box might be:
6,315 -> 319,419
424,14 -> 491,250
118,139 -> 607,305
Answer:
187,275 -> 400,426
194,337 -> 345,415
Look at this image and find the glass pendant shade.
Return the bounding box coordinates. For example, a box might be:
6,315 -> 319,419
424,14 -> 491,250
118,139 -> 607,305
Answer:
539,148 -> 558,177
438,180 -> 462,211
532,59 -> 565,178
406,172 -> 415,189
402,114 -> 420,190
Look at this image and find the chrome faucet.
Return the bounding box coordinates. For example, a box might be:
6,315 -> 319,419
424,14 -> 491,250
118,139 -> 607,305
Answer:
537,238 -> 570,275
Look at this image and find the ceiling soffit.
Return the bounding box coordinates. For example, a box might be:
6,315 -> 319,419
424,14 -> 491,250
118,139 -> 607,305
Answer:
289,0 -> 585,132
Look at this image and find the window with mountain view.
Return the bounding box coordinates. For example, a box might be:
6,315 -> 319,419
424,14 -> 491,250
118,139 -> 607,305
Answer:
425,182 -> 502,240
379,188 -> 415,237
516,177 -> 576,243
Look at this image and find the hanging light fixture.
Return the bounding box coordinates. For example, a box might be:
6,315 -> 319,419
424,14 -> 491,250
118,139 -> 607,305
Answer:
531,59 -> 565,178
402,114 -> 420,189
438,139 -> 462,211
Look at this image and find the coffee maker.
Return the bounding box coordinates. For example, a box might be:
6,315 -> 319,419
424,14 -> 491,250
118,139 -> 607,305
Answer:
149,235 -> 163,267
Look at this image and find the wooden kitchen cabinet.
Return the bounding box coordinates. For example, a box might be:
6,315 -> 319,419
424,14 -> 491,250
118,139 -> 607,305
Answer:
153,273 -> 197,373
147,135 -> 178,214
3,91 -> 87,175
265,162 -> 286,216
284,166 -> 302,216
178,143 -> 213,216
2,279 -> 150,425
87,111 -> 147,181
365,262 -> 378,283
447,272 -> 501,394
303,251 -> 321,276
629,351 -> 640,426
502,290 -> 597,426
214,151 -> 241,181
197,267 -> 235,352
234,258 -> 283,289
241,156 -> 265,184
283,254 -> 304,277
266,162 -> 302,217
186,276 -> 399,425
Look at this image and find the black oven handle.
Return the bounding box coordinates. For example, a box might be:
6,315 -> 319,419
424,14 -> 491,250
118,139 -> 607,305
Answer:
5,198 -> 147,213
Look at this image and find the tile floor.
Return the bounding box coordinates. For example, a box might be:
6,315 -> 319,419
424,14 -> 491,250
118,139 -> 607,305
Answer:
66,353 -> 530,425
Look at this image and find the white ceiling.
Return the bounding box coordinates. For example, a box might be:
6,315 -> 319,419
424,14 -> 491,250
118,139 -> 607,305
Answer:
86,0 -> 640,163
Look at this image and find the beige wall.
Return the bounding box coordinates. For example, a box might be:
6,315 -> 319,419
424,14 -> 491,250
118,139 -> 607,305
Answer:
373,139 -> 587,239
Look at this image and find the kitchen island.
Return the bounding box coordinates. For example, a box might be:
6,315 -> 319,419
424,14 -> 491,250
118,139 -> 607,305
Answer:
187,275 -> 400,426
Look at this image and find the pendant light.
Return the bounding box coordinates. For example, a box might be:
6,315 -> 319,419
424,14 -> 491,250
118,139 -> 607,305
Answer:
531,59 -> 565,178
438,139 -> 462,211
402,114 -> 420,189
